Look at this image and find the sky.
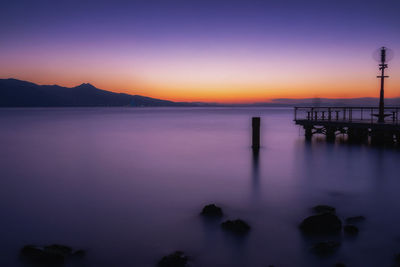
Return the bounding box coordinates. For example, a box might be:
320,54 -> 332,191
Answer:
1,0 -> 400,103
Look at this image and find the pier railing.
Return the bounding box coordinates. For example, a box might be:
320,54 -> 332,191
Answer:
294,106 -> 400,125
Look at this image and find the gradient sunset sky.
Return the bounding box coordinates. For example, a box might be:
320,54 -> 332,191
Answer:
1,0 -> 399,103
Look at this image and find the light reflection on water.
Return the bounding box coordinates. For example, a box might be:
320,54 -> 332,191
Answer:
1,107 -> 400,267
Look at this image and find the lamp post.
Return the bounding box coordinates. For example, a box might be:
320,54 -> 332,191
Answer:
377,47 -> 389,123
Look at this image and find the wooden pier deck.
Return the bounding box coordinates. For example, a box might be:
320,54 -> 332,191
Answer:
294,106 -> 400,144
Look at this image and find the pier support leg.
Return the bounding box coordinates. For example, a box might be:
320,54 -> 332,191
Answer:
348,128 -> 360,143
395,132 -> 400,145
371,130 -> 383,145
371,130 -> 394,146
348,128 -> 369,143
360,129 -> 369,143
385,132 -> 395,145
252,117 -> 260,149
326,127 -> 336,142
304,126 -> 312,141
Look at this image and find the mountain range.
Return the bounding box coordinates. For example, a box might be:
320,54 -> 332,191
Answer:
1,78 -> 399,107
0,78 -> 195,107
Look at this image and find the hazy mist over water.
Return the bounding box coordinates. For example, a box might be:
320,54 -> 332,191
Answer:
1,107 -> 400,267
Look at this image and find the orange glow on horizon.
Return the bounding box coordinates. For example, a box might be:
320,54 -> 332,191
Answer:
2,40 -> 399,103
10,75 -> 399,104
3,47 -> 399,103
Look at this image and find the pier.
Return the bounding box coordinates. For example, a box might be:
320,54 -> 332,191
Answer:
294,46 -> 399,145
294,106 -> 400,144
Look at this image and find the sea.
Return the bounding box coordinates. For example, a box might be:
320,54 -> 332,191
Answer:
1,107 -> 400,267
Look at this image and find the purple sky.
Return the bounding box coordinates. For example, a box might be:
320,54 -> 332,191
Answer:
1,0 -> 399,102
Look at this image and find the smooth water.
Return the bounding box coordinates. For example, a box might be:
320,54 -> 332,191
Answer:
1,107 -> 400,267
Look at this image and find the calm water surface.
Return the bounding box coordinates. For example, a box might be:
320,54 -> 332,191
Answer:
1,107 -> 400,267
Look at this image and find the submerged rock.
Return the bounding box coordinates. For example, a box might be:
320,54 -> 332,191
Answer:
300,213 -> 342,234
158,251 -> 189,267
221,219 -> 250,234
313,205 -> 336,214
201,204 -> 223,217
44,244 -> 73,255
395,253 -> 400,266
344,224 -> 359,235
345,216 -> 366,224
72,249 -> 86,258
20,244 -> 84,264
21,245 -> 65,264
312,241 -> 340,255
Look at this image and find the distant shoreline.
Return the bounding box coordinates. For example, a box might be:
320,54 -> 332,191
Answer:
1,78 -> 400,107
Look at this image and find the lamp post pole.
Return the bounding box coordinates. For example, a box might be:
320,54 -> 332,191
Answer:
377,47 -> 389,123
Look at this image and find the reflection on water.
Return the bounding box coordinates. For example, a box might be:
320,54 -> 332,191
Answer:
0,107 -> 400,267
251,148 -> 260,200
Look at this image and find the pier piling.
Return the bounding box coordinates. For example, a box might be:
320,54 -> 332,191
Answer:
326,127 -> 336,142
252,117 -> 260,149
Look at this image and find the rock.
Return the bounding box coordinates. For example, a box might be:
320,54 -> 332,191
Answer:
344,224 -> 359,235
345,216 -> 366,224
335,263 -> 346,267
312,241 -> 340,255
44,244 -> 73,255
395,253 -> 400,266
158,251 -> 189,267
313,205 -> 336,214
221,219 -> 250,234
21,244 -> 84,264
72,249 -> 86,258
21,245 -> 65,264
201,204 -> 223,217
300,213 -> 342,234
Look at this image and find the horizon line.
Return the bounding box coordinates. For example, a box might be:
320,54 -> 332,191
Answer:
2,77 -> 399,104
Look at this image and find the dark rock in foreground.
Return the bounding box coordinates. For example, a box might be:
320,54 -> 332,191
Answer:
201,204 -> 223,217
313,205 -> 336,214
345,215 -> 366,224
158,251 -> 189,267
73,249 -> 86,258
20,244 -> 85,264
44,244 -> 73,255
335,263 -> 346,267
21,245 -> 65,264
395,253 -> 400,266
312,241 -> 340,255
300,213 -> 342,234
221,219 -> 250,234
344,224 -> 359,235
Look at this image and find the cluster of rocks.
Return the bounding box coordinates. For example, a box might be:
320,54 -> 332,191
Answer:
300,211 -> 342,234
20,244 -> 85,264
312,241 -> 341,255
299,204 -> 367,266
201,203 -> 223,217
201,203 -> 251,235
300,205 -> 364,238
159,203 -> 251,267
221,219 -> 251,234
19,203 -> 400,266
158,251 -> 189,267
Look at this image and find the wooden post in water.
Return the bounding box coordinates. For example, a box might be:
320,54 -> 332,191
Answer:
252,117 -> 260,150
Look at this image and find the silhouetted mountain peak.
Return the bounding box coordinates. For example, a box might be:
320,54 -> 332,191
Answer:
75,83 -> 96,89
0,78 -> 38,87
0,78 -> 190,107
